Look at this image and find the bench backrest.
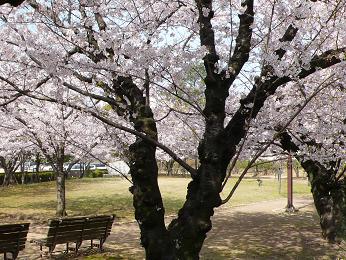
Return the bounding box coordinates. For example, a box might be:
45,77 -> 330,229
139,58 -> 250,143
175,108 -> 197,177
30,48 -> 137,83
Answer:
45,217 -> 85,245
83,215 -> 114,241
45,215 -> 114,246
0,223 -> 30,254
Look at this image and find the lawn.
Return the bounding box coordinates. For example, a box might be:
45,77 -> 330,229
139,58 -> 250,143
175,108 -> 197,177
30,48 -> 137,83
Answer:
0,176 -> 311,223
4,177 -> 343,259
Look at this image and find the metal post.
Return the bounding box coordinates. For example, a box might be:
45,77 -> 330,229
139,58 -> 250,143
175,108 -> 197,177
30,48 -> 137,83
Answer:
286,153 -> 296,212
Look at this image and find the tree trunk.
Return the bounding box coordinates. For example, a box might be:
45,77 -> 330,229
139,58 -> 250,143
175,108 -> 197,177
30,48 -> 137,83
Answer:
167,75 -> 233,258
2,168 -> 18,186
128,107 -> 175,259
1,157 -> 19,186
168,141 -> 231,259
56,168 -> 67,217
301,160 -> 345,242
34,153 -> 41,183
165,159 -> 174,176
279,131 -> 346,242
52,152 -> 67,217
20,160 -> 25,184
79,162 -> 89,178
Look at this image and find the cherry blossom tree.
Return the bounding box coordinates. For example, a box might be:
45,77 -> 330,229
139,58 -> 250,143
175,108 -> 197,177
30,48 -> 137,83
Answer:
275,83 -> 346,242
0,97 -> 106,216
0,109 -> 33,186
0,0 -> 345,258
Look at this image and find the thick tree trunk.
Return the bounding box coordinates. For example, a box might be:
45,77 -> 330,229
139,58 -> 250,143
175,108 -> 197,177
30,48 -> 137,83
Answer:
168,140 -> 231,259
301,160 -> 345,242
167,73 -> 233,258
128,106 -> 175,259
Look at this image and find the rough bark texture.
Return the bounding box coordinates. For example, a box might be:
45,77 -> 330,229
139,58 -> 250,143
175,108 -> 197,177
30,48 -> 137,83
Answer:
55,156 -> 67,217
110,76 -> 174,259
55,170 -> 66,217
279,131 -> 346,242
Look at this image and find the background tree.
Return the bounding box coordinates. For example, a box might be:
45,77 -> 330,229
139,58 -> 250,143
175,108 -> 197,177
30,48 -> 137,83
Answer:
0,98 -> 105,216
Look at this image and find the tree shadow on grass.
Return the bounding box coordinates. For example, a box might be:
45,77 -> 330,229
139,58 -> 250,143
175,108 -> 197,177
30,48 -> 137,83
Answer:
13,195 -> 184,221
201,209 -> 346,259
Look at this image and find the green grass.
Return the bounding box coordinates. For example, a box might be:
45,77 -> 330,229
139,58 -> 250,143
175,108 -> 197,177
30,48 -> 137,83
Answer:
0,176 -> 311,222
221,177 -> 311,207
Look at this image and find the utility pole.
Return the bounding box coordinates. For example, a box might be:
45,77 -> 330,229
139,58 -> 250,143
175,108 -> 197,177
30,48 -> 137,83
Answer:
286,153 -> 296,212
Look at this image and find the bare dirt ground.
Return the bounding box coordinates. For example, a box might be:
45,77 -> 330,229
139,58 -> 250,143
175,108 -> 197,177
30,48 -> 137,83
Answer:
9,197 -> 346,260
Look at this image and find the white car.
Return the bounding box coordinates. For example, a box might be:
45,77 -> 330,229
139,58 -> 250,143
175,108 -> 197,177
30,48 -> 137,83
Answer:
41,164 -> 53,171
90,163 -> 107,170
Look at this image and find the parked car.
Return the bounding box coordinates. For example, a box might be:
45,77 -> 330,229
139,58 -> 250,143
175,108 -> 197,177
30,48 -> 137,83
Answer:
41,164 -> 53,171
70,164 -> 84,171
90,163 -> 107,170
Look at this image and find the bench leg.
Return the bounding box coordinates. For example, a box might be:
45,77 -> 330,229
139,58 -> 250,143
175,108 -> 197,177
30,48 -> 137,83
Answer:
90,239 -> 93,249
74,241 -> 82,256
99,239 -> 104,252
48,245 -> 55,257
12,251 -> 19,260
39,245 -> 44,258
4,252 -> 7,260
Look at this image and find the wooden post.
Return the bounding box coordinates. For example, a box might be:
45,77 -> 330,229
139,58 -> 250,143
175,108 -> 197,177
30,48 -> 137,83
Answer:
286,153 -> 296,212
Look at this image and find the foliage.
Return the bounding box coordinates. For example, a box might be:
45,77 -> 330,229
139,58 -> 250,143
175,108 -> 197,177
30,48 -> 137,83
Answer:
0,171 -> 55,184
85,169 -> 108,178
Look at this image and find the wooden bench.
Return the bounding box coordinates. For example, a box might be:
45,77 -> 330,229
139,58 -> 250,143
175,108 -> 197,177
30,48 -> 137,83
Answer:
31,215 -> 114,257
0,223 -> 30,260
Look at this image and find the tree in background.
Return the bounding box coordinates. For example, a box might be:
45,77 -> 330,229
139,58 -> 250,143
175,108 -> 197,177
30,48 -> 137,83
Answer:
0,98 -> 105,216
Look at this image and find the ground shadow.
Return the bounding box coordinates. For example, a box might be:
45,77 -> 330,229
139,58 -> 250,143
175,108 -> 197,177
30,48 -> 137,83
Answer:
201,209 -> 346,259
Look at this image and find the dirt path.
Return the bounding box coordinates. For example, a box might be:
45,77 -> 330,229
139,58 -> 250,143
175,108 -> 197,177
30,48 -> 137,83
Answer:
16,197 -> 346,259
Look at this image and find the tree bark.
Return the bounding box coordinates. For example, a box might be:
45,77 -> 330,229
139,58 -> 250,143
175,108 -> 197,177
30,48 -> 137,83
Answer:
55,159 -> 67,217
2,169 -> 17,186
165,159 -> 174,176
55,171 -> 66,217
129,108 -> 175,259
109,76 -> 175,259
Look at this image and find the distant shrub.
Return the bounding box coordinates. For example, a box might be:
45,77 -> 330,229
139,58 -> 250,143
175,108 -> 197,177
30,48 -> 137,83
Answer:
85,169 -> 108,178
0,171 -> 55,184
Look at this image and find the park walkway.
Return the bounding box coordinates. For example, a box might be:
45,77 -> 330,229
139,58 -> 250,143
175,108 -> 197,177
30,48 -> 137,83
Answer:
17,197 -> 346,259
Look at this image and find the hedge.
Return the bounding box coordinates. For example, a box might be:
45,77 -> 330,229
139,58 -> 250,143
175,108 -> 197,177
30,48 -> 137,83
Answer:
0,169 -> 108,184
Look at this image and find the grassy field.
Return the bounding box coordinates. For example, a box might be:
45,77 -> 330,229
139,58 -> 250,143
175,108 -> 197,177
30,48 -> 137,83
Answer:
4,177 -> 343,260
0,176 -> 311,223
